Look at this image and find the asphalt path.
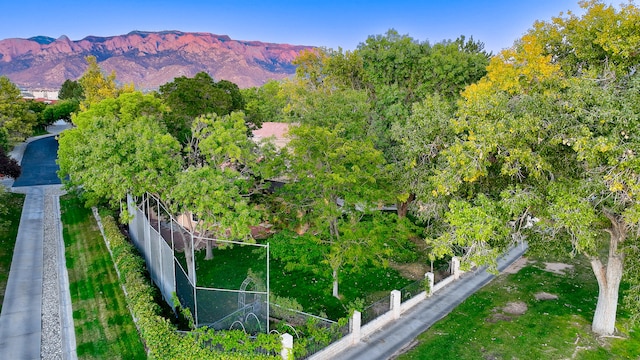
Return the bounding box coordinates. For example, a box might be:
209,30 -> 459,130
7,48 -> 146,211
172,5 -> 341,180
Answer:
12,136 -> 62,187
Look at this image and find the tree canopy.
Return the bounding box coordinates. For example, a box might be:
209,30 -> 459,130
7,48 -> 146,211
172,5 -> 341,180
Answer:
0,76 -> 37,146
168,111 -> 262,242
78,55 -> 120,110
272,123 -> 390,298
59,91 -> 182,208
58,79 -> 85,101
158,72 -> 246,143
422,0 -> 640,336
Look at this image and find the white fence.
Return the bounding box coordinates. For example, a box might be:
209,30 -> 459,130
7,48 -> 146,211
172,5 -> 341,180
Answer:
127,194 -> 176,306
305,257 -> 462,360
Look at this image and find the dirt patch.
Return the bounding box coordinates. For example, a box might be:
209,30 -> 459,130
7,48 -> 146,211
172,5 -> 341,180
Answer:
483,354 -> 500,360
502,257 -> 529,274
535,292 -> 559,301
390,262 -> 430,281
486,312 -> 512,323
486,301 -> 527,323
542,262 -> 574,275
503,301 -> 528,315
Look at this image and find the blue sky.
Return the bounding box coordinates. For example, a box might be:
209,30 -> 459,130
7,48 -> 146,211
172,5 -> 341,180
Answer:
1,1 -> 586,54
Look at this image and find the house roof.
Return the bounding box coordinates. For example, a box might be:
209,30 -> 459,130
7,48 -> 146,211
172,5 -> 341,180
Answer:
252,122 -> 291,148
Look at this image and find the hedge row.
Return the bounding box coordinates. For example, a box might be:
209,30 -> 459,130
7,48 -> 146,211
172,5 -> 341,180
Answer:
98,213 -> 280,360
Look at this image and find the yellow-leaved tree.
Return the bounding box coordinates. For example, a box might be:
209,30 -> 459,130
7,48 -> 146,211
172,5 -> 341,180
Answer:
427,0 -> 640,336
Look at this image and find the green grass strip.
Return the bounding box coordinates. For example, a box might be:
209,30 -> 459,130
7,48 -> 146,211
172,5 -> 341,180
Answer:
61,194 -> 147,359
0,192 -> 25,312
398,256 -> 640,360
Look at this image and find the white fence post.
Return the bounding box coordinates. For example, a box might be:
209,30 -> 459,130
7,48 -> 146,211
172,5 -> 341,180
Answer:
452,256 -> 461,279
425,272 -> 434,296
351,310 -> 361,344
391,290 -> 401,319
281,333 -> 293,360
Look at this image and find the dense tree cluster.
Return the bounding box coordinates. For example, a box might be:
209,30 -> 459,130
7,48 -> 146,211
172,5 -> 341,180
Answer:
55,0 -> 640,339
423,1 -> 640,336
159,72 -> 246,143
0,76 -> 38,148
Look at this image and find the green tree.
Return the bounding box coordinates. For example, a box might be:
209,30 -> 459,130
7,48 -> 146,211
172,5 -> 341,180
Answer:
78,56 -> 119,110
216,79 -> 245,114
241,80 -> 287,127
40,100 -> 80,124
285,47 -> 373,142
538,78 -> 640,336
24,100 -> 48,130
58,79 -> 84,101
167,112 -> 262,280
427,1 -> 640,336
0,76 -> 37,145
158,72 -> 245,143
389,94 -> 455,220
530,0 -> 640,78
282,80 -> 370,141
274,124 -> 389,298
58,92 -> 181,208
356,30 -> 490,216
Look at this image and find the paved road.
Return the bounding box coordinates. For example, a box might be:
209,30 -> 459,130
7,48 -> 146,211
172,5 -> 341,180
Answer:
332,243 -> 528,360
12,136 -> 62,187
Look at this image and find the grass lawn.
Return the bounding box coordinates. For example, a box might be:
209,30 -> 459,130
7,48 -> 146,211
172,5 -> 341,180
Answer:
398,255 -> 640,360
0,192 -> 25,312
61,194 -> 146,359
187,244 -> 413,320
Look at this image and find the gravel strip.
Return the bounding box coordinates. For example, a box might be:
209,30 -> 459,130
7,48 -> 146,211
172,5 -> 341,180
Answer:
41,185 -> 75,360
42,187 -> 63,359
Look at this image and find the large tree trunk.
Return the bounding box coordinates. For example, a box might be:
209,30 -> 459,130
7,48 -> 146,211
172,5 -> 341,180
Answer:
184,234 -> 196,284
590,256 -> 623,335
328,215 -> 341,298
205,239 -> 213,260
590,211 -> 626,336
397,193 -> 415,218
332,269 -> 339,299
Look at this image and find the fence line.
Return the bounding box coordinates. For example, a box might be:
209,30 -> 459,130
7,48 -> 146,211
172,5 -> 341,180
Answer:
128,192 -> 509,359
128,193 -> 270,333
307,257 -> 464,360
270,303 -> 337,325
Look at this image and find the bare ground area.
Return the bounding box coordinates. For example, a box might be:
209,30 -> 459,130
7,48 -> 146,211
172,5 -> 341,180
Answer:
541,262 -> 574,275
486,301 -> 528,323
502,256 -> 530,274
502,257 -> 574,277
535,292 -> 559,301
390,262 -> 431,281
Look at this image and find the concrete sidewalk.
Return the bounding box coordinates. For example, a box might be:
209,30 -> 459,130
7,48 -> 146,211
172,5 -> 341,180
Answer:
0,187 -> 45,359
332,243 -> 528,360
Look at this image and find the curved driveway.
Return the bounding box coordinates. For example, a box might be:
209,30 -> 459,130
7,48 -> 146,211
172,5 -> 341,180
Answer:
12,136 -> 62,187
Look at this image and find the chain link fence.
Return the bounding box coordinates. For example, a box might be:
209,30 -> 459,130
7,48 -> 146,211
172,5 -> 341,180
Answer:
128,193 -> 270,334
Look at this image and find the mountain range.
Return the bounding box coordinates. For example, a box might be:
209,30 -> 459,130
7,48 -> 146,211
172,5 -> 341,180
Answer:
0,30 -> 314,90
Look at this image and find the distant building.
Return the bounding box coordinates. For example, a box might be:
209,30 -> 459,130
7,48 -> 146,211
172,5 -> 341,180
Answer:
21,88 -> 59,103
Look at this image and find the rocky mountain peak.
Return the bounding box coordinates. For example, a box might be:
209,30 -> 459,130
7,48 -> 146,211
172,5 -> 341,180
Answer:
0,31 -> 314,89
